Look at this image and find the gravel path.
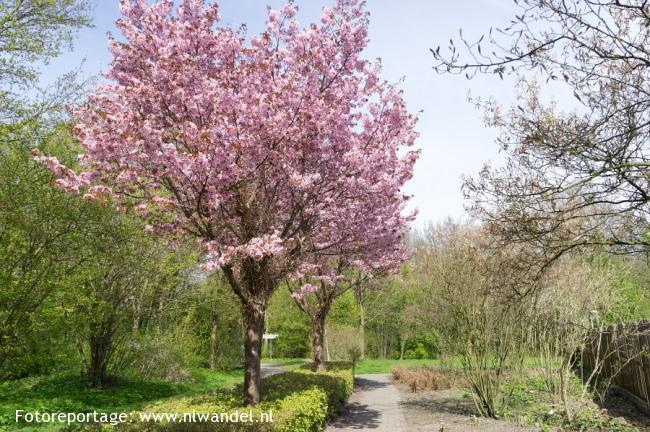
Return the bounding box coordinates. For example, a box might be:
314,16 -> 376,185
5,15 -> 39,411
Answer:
259,364 -> 285,377
327,374 -> 537,432
398,386 -> 537,432
326,374 -> 407,431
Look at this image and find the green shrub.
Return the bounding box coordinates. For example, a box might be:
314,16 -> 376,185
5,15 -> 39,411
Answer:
563,410 -> 638,432
504,374 -> 640,432
404,341 -> 428,359
109,362 -> 353,432
402,335 -> 436,360
112,329 -> 202,383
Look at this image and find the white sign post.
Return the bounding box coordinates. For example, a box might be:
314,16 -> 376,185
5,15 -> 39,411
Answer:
263,333 -> 278,361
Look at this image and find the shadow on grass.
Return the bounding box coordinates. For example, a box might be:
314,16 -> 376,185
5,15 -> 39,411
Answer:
595,388 -> 650,432
0,373 -> 182,414
0,369 -> 244,430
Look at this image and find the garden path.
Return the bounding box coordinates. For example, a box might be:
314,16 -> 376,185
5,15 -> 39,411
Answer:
259,364 -> 285,377
326,374 -> 406,431
327,374 -> 537,432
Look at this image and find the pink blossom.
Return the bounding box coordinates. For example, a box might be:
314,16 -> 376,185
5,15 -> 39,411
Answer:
321,7 -> 334,24
35,0 -> 418,291
290,283 -> 320,300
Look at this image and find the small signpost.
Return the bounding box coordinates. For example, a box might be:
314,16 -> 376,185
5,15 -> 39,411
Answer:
263,333 -> 278,361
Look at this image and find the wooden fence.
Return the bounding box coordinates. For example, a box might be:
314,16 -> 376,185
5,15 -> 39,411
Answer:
582,321 -> 650,412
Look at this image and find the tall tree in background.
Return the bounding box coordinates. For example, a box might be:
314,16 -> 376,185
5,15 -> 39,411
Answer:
0,133 -> 92,376
432,0 -> 650,275
36,0 -> 418,404
63,217 -> 192,387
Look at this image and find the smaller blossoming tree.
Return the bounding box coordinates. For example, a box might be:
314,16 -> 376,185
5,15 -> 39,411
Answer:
289,190 -> 412,372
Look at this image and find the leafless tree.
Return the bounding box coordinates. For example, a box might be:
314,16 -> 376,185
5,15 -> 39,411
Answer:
432,0 -> 650,276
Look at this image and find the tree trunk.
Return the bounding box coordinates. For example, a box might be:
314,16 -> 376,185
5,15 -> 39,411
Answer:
209,308 -> 218,370
400,339 -> 405,360
312,313 -> 327,372
75,334 -> 88,375
325,324 -> 331,361
87,356 -> 107,387
88,332 -> 111,387
132,296 -> 142,331
242,304 -> 265,406
358,302 -> 366,360
560,364 -> 573,421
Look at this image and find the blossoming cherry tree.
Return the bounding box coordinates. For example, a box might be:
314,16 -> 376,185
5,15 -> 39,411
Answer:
36,0 -> 418,404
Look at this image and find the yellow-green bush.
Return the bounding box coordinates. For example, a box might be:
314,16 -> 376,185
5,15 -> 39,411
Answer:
106,362 -> 353,432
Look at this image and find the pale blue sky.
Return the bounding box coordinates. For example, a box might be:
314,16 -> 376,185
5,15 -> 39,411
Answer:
41,0 -> 524,227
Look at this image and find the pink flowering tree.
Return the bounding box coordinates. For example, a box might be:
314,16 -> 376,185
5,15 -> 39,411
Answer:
35,0 -> 418,404
289,190 -> 412,372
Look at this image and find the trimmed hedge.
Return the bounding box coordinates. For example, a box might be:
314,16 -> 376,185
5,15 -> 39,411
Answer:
107,362 -> 353,432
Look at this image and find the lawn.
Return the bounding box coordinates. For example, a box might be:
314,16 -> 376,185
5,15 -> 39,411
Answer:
262,357 -> 452,374
269,357 -> 462,374
354,358 -> 459,374
0,368 -> 243,431
354,357 -> 553,375
261,357 -> 309,370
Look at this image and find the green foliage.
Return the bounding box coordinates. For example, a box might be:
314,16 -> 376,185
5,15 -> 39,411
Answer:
353,358 -> 452,374
113,329 -> 202,384
0,131 -> 202,385
0,140 -> 103,379
603,259 -> 650,323
581,253 -> 650,323
327,291 -> 357,328
265,289 -> 310,359
111,362 -> 354,432
403,336 -> 435,359
0,369 -> 243,430
563,411 -> 638,432
272,388 -> 327,432
361,269 -> 428,360
187,275 -> 243,369
505,373 -> 639,432
0,0 -> 92,125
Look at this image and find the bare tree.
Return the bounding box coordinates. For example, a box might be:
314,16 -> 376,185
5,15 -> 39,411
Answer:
417,221 -> 532,418
528,254 -> 612,420
432,0 -> 650,273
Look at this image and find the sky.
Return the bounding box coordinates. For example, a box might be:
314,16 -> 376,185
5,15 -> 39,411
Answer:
41,0 -> 525,228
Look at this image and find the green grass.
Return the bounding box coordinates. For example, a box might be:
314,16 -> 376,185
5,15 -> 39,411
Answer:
354,356 -> 552,374
261,357 -> 309,370
184,368 -> 243,392
266,357 -> 451,374
266,357 -> 459,374
354,358 -> 460,374
267,356 -> 548,375
0,368 -> 243,431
